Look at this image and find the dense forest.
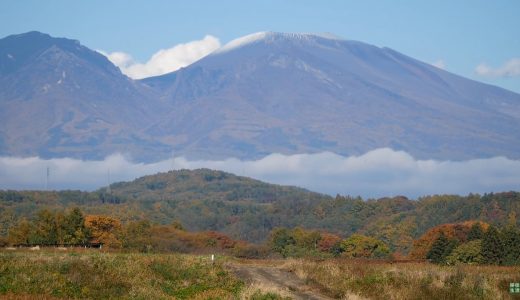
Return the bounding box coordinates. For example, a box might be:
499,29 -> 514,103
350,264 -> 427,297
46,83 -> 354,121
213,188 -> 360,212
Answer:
1,168 -> 519,255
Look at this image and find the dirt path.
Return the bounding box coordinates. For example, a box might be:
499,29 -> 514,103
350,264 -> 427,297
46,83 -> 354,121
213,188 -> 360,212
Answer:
227,263 -> 332,300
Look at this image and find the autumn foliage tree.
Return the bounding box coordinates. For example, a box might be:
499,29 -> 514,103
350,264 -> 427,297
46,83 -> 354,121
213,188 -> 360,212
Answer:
339,234 -> 390,259
7,218 -> 34,245
269,227 -> 296,257
317,232 -> 342,252
446,240 -> 483,265
409,221 -> 488,259
7,208 -> 90,246
84,215 -> 122,248
412,220 -> 519,266
122,220 -> 152,251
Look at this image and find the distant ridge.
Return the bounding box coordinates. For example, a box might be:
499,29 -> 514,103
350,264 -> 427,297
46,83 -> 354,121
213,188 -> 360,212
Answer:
1,168 -> 519,251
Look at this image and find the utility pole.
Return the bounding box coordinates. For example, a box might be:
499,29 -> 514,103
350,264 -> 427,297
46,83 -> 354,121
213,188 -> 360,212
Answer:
171,150 -> 175,171
107,168 -> 111,195
45,166 -> 49,191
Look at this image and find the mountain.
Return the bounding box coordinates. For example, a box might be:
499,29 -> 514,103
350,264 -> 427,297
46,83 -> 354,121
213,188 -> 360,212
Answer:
143,32 -> 520,160
1,31 -> 520,161
1,169 -> 519,251
0,31 -> 170,161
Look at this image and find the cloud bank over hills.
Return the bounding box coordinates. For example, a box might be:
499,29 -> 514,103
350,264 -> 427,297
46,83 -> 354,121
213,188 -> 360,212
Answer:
1,149 -> 519,198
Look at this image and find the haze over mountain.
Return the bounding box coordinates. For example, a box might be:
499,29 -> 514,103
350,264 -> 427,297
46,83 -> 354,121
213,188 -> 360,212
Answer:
1,31 -> 520,162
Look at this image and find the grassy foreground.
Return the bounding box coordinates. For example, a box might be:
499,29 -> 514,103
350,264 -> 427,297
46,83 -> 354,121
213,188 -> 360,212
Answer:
1,250 -> 520,299
0,250 -> 243,299
281,259 -> 520,300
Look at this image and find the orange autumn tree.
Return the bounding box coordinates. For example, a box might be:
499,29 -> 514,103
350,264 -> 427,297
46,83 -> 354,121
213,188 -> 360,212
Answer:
409,221 -> 489,259
317,232 -> 342,252
84,215 -> 122,248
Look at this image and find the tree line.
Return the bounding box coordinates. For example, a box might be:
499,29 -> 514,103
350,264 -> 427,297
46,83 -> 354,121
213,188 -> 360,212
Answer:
2,186 -> 519,255
2,207 -> 519,266
2,207 -> 391,259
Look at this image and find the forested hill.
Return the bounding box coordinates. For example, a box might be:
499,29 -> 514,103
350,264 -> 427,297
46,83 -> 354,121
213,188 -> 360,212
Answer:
106,168 -> 327,204
1,169 -> 519,254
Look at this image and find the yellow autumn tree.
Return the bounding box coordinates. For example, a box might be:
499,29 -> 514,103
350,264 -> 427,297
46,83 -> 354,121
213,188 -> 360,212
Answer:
84,215 -> 122,248
340,234 -> 390,259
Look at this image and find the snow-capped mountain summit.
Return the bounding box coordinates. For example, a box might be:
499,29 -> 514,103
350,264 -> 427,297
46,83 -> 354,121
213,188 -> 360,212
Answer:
1,31 -> 520,161
141,32 -> 520,160
214,31 -> 344,54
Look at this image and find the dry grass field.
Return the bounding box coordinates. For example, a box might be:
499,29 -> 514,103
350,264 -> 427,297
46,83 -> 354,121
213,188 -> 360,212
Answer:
279,258 -> 520,300
1,250 -> 519,299
0,249 -> 243,299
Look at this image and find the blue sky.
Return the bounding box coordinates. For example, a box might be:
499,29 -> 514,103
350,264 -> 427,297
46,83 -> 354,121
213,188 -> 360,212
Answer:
1,0 -> 519,91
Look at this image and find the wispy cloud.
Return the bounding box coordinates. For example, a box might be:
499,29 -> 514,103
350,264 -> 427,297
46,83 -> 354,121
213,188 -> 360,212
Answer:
475,58 -> 520,78
1,149 -> 519,199
99,35 -> 221,79
431,59 -> 446,70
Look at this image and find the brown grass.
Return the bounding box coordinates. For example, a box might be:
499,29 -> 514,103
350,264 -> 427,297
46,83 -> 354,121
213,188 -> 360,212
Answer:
280,258 -> 520,300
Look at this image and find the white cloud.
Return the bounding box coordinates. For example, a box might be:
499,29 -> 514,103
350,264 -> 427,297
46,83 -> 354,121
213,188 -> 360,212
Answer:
475,58 -> 520,78
431,59 -> 446,69
99,35 -> 221,79
1,149 -> 519,199
102,51 -> 134,68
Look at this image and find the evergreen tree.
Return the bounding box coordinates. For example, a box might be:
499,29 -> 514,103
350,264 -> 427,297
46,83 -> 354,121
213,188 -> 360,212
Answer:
501,226 -> 520,265
467,223 -> 484,241
62,208 -> 90,245
426,232 -> 458,264
444,239 -> 459,263
481,226 -> 504,265
427,233 -> 449,263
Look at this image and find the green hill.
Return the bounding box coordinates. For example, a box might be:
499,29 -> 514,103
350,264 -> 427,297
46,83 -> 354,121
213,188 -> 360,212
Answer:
1,168 -> 519,253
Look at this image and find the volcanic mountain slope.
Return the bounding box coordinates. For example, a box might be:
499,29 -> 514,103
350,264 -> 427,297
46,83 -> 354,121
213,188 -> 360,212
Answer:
0,31 -> 170,160
1,31 -> 519,161
143,32 -> 520,160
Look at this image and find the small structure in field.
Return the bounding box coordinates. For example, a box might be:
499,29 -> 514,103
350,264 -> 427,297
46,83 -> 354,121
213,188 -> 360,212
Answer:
11,242 -> 104,249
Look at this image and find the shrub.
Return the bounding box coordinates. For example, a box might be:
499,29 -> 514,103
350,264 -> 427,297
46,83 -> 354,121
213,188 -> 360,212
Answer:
340,234 -> 390,259
233,243 -> 270,259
